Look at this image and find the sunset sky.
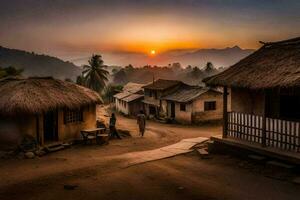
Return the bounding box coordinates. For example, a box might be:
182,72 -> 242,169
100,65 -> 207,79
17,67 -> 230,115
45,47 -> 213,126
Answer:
0,0 -> 299,64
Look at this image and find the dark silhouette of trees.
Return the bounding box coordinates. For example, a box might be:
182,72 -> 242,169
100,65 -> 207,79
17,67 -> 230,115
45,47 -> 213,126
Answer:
103,84 -> 123,103
113,69 -> 128,85
0,66 -> 23,78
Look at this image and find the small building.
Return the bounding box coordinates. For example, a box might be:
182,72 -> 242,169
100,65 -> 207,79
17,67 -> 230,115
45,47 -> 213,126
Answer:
162,85 -> 223,124
142,79 -> 184,118
0,77 -> 101,149
204,37 -> 300,153
114,82 -> 144,116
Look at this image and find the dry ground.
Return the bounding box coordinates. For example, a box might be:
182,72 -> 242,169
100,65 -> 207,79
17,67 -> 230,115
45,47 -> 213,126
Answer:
0,106 -> 299,200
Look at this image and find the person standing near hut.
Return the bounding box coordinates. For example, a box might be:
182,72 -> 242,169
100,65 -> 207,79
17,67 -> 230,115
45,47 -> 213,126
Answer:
137,110 -> 146,137
109,113 -> 121,139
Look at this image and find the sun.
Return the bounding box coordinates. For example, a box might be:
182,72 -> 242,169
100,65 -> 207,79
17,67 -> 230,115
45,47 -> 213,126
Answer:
150,50 -> 156,55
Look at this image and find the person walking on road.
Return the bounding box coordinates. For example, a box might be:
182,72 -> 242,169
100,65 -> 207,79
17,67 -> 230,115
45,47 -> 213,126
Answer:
109,113 -> 121,139
137,110 -> 146,137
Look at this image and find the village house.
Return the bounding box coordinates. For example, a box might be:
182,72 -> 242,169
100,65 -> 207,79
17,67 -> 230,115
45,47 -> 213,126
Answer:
204,37 -> 300,154
114,82 -> 144,116
142,79 -> 184,118
0,77 -> 101,150
162,85 -> 223,124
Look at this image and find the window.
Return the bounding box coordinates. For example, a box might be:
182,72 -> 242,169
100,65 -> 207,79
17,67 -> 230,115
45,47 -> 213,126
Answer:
154,91 -> 158,99
64,108 -> 83,124
180,103 -> 186,111
204,101 -> 216,111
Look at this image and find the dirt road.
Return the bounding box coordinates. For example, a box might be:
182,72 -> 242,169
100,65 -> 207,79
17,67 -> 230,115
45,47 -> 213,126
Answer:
1,152 -> 299,200
0,107 -> 299,200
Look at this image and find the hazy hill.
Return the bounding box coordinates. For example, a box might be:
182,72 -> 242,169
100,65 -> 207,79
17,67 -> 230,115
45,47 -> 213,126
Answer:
0,46 -> 81,80
176,46 -> 254,67
72,46 -> 254,67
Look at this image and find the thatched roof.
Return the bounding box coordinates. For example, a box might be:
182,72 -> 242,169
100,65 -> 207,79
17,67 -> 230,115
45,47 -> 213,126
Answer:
203,37 -> 300,89
162,85 -> 222,103
0,77 -> 102,116
143,79 -> 182,90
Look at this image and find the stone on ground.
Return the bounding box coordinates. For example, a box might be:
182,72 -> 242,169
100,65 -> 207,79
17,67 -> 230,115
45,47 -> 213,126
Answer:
197,148 -> 210,159
24,152 -> 35,159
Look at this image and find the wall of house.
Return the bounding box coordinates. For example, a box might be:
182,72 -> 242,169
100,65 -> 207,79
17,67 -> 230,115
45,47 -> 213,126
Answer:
165,91 -> 223,124
0,105 -> 97,149
174,103 -> 193,124
128,101 -> 143,116
115,98 -> 129,115
57,105 -> 97,142
192,92 -> 223,123
231,87 -> 264,115
144,89 -> 160,109
160,100 -> 168,117
0,115 -> 41,150
144,86 -> 181,117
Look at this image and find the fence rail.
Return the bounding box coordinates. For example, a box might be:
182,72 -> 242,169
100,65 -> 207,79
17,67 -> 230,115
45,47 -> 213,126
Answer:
227,112 -> 300,152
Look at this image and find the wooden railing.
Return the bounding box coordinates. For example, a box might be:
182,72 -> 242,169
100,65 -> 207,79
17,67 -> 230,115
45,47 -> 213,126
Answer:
227,112 -> 300,152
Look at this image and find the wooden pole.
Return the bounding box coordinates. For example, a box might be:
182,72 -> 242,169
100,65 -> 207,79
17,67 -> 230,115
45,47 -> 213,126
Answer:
36,115 -> 40,146
262,90 -> 267,147
223,86 -> 228,138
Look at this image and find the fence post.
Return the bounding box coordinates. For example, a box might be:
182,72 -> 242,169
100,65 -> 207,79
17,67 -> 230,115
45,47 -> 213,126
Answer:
262,91 -> 266,147
223,86 -> 228,138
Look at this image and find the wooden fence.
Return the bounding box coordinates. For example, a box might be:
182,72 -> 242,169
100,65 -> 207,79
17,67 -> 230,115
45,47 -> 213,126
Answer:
227,112 -> 300,152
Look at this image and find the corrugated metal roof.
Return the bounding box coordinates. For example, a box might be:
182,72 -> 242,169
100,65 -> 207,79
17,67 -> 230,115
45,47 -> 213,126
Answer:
162,86 -> 222,103
113,92 -> 131,99
122,94 -> 144,103
123,82 -> 145,93
143,79 -> 182,90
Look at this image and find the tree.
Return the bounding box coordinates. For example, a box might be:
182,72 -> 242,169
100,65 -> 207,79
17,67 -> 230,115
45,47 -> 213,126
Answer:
171,62 -> 182,71
186,65 -> 192,71
0,66 -> 23,78
64,78 -> 73,82
76,74 -> 85,86
113,69 -> 128,85
82,54 -> 109,93
102,84 -> 123,103
124,64 -> 134,72
191,67 -> 203,78
112,68 -> 119,75
204,62 -> 214,73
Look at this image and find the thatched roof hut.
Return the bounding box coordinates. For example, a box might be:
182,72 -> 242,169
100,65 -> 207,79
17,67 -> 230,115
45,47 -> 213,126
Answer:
0,77 -> 102,116
203,37 -> 300,89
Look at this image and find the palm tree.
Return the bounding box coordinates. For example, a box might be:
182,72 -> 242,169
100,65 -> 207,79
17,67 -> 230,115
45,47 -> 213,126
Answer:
82,54 -> 109,92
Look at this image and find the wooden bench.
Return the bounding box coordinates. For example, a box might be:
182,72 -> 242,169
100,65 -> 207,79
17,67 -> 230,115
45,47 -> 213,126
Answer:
81,128 -> 109,145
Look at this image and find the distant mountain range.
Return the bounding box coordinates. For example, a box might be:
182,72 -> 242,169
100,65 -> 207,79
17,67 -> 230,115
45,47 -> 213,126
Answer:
0,46 -> 81,80
72,46 -> 254,68
174,46 -> 254,68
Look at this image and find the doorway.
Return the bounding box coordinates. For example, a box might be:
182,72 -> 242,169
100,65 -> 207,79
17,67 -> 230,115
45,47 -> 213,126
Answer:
170,102 -> 175,118
43,110 -> 58,143
149,106 -> 156,115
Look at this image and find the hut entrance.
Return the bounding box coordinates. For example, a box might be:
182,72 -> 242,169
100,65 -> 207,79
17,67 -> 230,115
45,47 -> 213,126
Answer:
43,111 -> 58,142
